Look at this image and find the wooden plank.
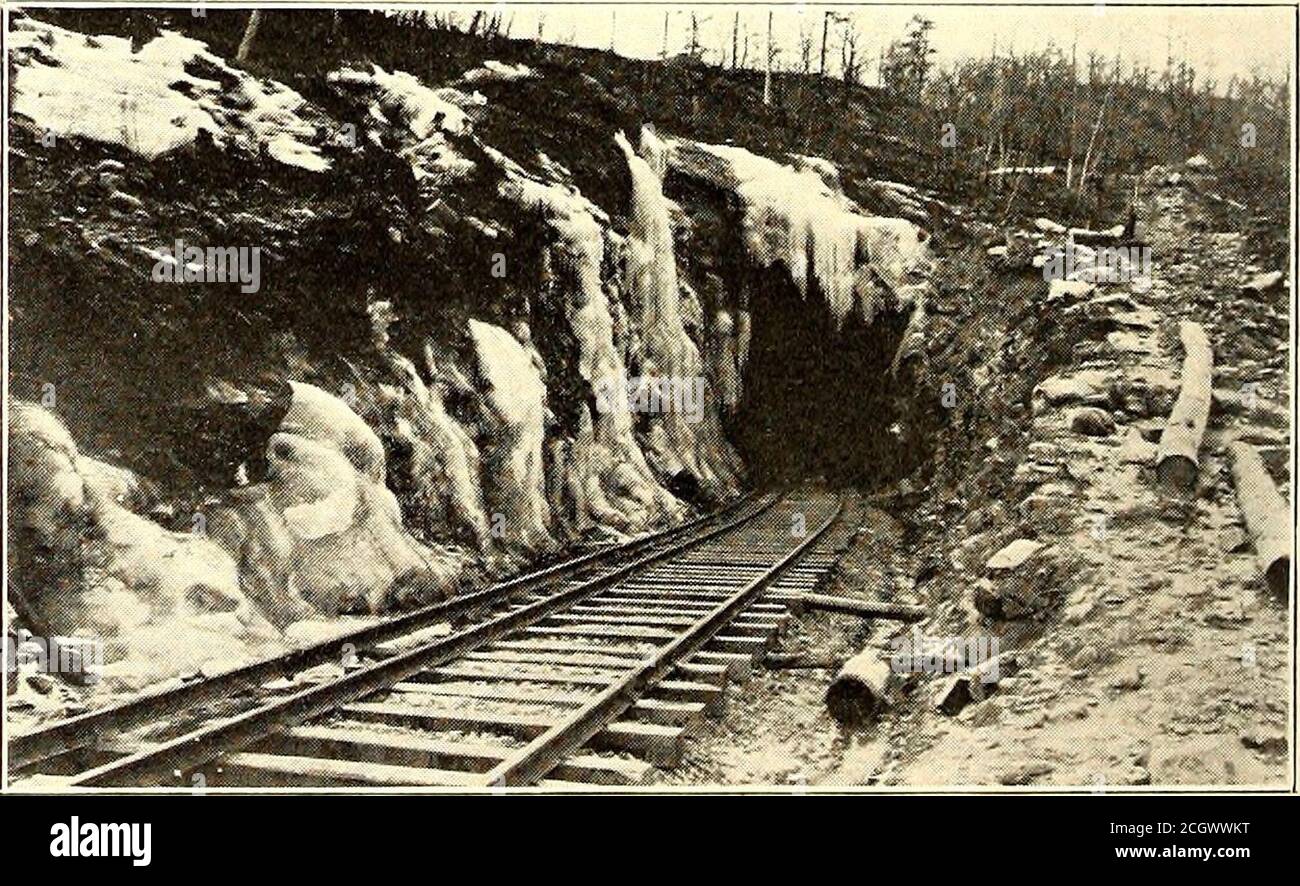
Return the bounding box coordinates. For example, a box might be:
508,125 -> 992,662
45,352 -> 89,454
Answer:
669,560 -> 780,568
674,661 -> 728,686
216,752 -> 480,788
430,663 -> 617,687
586,598 -> 787,616
637,564 -> 770,572
618,579 -> 754,590
597,588 -> 731,601
546,612 -> 697,628
629,698 -> 706,726
465,649 -> 638,670
341,702 -> 555,737
261,724 -> 504,772
524,625 -> 679,641
690,651 -> 753,680
590,722 -> 684,767
724,619 -> 782,637
336,704 -> 675,774
706,635 -> 769,654
770,592 -> 927,621
492,639 -> 648,658
552,754 -> 655,786
654,679 -> 726,716
391,681 -> 591,707
572,601 -> 717,614
654,679 -> 722,703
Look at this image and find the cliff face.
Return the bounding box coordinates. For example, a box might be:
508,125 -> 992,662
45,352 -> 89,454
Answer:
7,12 -> 939,691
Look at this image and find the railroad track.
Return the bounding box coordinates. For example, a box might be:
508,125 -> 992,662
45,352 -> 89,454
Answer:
11,490 -> 845,788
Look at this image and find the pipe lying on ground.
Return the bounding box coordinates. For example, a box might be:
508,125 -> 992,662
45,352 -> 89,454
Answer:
825,651 -> 892,725
1156,321 -> 1213,491
771,592 -> 927,622
1227,440 -> 1291,596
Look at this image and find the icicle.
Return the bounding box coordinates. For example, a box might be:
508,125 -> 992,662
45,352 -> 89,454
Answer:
662,138 -> 931,327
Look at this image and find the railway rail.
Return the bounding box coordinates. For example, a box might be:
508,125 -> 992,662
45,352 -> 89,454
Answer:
10,490 -> 847,788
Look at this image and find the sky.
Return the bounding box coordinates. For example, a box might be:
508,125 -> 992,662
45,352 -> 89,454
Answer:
422,2 -> 1294,87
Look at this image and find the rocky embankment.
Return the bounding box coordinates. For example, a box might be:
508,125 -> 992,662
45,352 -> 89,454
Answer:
837,159 -> 1289,788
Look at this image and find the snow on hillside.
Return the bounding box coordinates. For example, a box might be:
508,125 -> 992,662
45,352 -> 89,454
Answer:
10,18 -> 331,170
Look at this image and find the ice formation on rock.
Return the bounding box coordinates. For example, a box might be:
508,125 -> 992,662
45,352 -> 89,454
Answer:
8,402 -> 283,692
369,304 -> 492,552
9,19 -> 331,170
329,66 -> 484,138
487,145 -> 686,533
469,319 -> 552,552
9,381 -> 467,692
328,65 -> 484,184
225,382 -> 465,617
281,381 -> 388,483
663,137 -> 931,326
615,128 -> 738,493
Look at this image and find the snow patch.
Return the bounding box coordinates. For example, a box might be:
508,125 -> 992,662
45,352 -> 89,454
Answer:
10,18 -> 330,171
329,65 -> 486,185
463,60 -> 538,83
329,65 -> 484,137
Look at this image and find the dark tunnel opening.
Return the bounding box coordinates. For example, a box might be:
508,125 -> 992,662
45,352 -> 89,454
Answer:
728,264 -> 922,490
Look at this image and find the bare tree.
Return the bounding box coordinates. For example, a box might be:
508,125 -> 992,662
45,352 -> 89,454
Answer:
839,14 -> 862,87
820,11 -> 831,77
732,12 -> 740,69
235,10 -> 263,64
688,13 -> 713,61
763,11 -> 773,105
1079,61 -> 1118,189
799,22 -> 814,75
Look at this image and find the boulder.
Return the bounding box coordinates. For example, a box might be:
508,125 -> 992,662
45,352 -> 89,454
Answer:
1069,407 -> 1116,437
1241,271 -> 1284,296
1046,279 -> 1095,304
976,541 -> 1058,619
1032,370 -> 1113,413
985,539 -> 1044,571
1118,427 -> 1159,465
